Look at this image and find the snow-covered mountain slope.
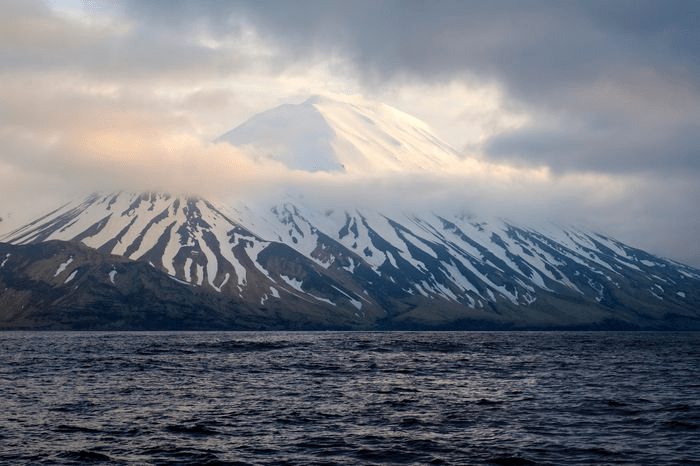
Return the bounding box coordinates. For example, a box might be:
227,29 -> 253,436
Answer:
0,240 -> 244,330
1,192 -> 385,324
3,95 -> 700,329
216,95 -> 462,174
3,191 -> 700,329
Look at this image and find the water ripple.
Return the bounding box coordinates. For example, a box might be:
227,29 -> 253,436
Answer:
1,331 -> 699,464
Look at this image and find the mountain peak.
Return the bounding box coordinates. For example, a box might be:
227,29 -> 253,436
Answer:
216,94 -> 461,174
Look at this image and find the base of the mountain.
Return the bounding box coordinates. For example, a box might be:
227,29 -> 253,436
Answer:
2,241 -> 698,331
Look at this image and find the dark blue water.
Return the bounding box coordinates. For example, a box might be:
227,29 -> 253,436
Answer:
1,332 -> 699,465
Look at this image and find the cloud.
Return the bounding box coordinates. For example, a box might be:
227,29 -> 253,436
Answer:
118,1 -> 700,91
0,62 -> 625,236
484,68 -> 700,175
112,0 -> 700,176
486,118 -> 700,175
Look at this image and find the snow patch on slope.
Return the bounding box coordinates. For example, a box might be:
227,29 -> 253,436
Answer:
64,270 -> 78,284
55,257 -> 73,277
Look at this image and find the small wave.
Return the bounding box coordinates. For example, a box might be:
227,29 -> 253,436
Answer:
275,412 -> 315,425
353,447 -> 426,463
195,340 -> 314,353
51,401 -> 100,414
398,416 -> 422,427
476,398 -> 503,406
606,399 -> 628,407
55,424 -> 102,434
57,450 -> 112,462
387,397 -> 418,408
583,446 -> 620,456
488,456 -> 537,465
663,420 -> 700,430
165,423 -> 220,435
295,436 -> 351,452
139,448 -> 226,465
664,403 -> 692,412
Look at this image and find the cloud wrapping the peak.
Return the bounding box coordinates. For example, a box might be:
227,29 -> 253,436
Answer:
114,0 -> 700,175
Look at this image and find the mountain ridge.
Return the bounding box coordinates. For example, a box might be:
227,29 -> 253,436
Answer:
2,190 -> 699,330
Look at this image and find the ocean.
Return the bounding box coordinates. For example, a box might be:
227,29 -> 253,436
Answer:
1,331 -> 698,465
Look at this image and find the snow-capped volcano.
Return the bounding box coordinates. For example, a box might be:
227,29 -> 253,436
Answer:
216,95 -> 461,173
2,95 -> 700,330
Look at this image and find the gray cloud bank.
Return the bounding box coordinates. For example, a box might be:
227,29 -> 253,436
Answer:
121,0 -> 700,175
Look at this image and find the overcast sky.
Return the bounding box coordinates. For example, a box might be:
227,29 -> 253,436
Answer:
1,0 -> 700,266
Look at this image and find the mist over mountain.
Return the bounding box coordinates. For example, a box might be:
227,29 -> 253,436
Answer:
1,96 -> 699,330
